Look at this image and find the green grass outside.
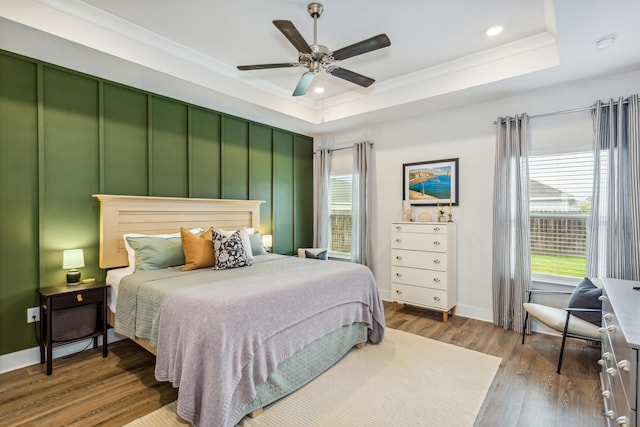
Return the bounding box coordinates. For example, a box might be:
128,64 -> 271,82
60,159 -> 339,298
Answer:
531,253 -> 586,278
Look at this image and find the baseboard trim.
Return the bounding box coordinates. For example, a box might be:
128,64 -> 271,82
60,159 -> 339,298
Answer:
0,329 -> 124,374
380,294 -> 493,324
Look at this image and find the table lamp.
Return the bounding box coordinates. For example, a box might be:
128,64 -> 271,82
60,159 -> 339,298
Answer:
261,234 -> 273,251
63,249 -> 84,284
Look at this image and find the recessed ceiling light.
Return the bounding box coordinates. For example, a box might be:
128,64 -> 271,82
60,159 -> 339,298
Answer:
314,87 -> 325,94
593,34 -> 616,50
485,26 -> 503,37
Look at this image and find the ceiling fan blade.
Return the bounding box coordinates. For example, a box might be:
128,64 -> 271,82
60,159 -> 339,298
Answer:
273,20 -> 312,54
293,72 -> 316,96
328,67 -> 375,88
332,34 -> 391,61
237,63 -> 298,71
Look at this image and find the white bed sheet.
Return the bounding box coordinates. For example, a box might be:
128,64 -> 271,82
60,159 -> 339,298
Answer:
105,267 -> 134,313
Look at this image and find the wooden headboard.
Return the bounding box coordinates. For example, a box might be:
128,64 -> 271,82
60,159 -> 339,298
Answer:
93,194 -> 264,269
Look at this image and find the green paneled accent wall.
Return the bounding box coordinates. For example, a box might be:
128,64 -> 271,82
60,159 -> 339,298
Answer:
249,123 -> 273,234
221,116 -> 249,200
273,130 -> 294,254
151,97 -> 188,197
103,83 -> 149,195
190,107 -> 221,198
294,134 -> 314,251
0,55 -> 39,354
42,68 -> 101,287
0,49 -> 313,356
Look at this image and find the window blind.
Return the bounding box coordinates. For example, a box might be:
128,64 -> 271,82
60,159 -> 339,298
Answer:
329,175 -> 352,254
529,152 -> 593,280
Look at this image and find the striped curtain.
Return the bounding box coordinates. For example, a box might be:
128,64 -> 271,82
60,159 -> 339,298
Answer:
492,114 -> 531,333
351,142 -> 373,267
587,95 -> 640,280
313,149 -> 332,249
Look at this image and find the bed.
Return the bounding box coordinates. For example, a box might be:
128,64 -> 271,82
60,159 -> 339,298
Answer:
93,194 -> 385,427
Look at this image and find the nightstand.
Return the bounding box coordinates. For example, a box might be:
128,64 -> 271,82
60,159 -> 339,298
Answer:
39,282 -> 109,375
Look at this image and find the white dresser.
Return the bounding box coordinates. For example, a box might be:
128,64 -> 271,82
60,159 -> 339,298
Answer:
390,222 -> 456,322
600,278 -> 640,427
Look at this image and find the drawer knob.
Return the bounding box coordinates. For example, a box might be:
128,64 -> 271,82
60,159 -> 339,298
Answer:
598,295 -> 608,302
604,313 -> 613,321
598,359 -> 605,366
395,273 -> 402,277
433,259 -> 441,264
433,296 -> 441,301
395,226 -> 402,230
396,238 -> 402,243
607,325 -> 617,333
617,360 -> 631,372
616,416 -> 630,426
433,240 -> 441,246
396,256 -> 402,260
602,389 -> 611,399
602,352 -> 612,360
606,367 -> 617,377
77,294 -> 83,302
433,277 -> 441,283
606,410 -> 616,420
433,227 -> 440,231
396,289 -> 402,295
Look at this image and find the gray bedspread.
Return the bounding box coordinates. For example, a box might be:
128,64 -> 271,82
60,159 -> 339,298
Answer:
115,255 -> 385,427
115,255 -> 302,346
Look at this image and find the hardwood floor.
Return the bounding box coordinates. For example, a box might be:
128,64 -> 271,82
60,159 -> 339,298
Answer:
0,340 -> 177,426
0,301 -> 604,426
384,303 -> 604,427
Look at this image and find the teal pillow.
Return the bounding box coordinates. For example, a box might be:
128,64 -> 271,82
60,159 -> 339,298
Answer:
248,232 -> 267,256
126,236 -> 185,271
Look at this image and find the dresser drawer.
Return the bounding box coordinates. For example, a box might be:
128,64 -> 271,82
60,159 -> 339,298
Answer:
603,314 -> 635,401
391,223 -> 447,234
50,289 -> 104,310
391,232 -> 447,252
391,249 -> 447,271
392,284 -> 448,309
391,266 -> 447,290
600,372 -> 615,427
602,353 -> 632,424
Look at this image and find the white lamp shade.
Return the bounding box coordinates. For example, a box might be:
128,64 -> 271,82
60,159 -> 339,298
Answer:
262,234 -> 273,248
63,249 -> 85,269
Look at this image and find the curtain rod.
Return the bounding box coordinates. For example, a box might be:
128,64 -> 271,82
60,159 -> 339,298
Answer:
494,97 -> 635,124
313,141 -> 373,154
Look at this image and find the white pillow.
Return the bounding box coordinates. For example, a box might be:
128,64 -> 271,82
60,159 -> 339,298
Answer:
217,227 -> 254,261
123,228 -> 202,268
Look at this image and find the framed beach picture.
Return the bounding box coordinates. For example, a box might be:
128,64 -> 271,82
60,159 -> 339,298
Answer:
403,158 -> 459,206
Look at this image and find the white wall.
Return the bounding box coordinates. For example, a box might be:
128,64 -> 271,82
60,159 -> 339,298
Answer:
316,69 -> 640,323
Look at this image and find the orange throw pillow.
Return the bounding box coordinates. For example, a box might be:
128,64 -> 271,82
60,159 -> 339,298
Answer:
181,227 -> 214,271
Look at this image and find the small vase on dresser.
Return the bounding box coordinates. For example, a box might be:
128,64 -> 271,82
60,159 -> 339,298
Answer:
390,222 -> 457,322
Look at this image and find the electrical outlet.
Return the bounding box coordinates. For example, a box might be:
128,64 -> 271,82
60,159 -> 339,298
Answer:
27,307 -> 40,323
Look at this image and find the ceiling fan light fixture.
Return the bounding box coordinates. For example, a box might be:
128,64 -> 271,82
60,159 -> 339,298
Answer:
485,25 -> 503,37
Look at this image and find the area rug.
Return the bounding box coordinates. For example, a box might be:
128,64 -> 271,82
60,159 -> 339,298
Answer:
125,328 -> 502,427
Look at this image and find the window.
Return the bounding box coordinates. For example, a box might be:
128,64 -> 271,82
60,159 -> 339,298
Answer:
529,152 -> 593,283
329,174 -> 352,258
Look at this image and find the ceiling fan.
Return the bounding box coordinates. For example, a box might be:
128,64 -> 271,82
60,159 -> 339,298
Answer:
237,2 -> 391,96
